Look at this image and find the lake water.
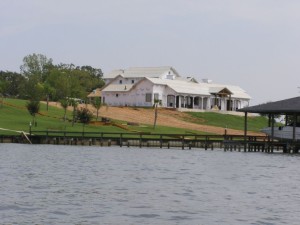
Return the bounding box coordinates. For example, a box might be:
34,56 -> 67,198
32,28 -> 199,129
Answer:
1,144 -> 300,225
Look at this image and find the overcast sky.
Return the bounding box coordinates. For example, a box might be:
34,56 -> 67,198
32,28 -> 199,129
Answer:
1,0 -> 300,105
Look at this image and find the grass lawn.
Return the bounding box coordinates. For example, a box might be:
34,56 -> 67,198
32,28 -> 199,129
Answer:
186,112 -> 269,132
0,98 -> 124,135
0,98 -> 270,136
0,98 -> 211,136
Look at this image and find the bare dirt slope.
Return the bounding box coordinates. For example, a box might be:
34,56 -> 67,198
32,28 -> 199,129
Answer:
83,105 -> 262,136
46,102 -> 261,135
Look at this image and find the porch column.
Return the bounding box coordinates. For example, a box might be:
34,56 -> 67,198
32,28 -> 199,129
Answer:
244,112 -> 248,151
270,114 -> 275,152
271,114 -> 275,143
178,96 -> 181,108
201,97 -> 204,110
173,95 -> 176,109
293,113 -> 296,142
191,97 -> 194,109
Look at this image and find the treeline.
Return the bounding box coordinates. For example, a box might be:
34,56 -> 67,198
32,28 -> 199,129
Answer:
0,53 -> 104,101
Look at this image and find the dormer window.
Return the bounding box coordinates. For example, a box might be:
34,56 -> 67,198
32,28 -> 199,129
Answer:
131,80 -> 134,84
119,80 -> 122,84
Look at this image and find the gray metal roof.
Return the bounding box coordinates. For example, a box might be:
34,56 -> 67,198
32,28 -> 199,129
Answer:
209,87 -> 233,95
147,77 -> 210,96
146,77 -> 250,99
104,66 -> 180,79
101,84 -> 134,92
238,96 -> 300,113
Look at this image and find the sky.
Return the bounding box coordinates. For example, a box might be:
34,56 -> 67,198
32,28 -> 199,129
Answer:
1,0 -> 300,105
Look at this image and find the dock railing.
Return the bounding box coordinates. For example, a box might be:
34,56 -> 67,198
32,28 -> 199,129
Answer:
29,130 -> 267,150
1,131 -> 299,153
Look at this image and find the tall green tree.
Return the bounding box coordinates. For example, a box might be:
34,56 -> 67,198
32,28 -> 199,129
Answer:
25,80 -> 45,101
0,71 -> 26,97
18,54 -> 105,103
20,54 -> 53,101
20,53 -> 53,82
47,68 -> 86,100
79,65 -> 103,79
46,69 -> 70,100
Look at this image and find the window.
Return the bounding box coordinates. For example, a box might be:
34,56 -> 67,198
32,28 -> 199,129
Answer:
145,93 -> 152,102
131,80 -> 134,84
154,93 -> 159,100
116,94 -> 119,97
119,80 -> 122,84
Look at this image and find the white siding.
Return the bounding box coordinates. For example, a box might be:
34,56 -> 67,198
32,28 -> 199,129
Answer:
102,79 -> 154,107
153,84 -> 166,106
108,77 -> 142,85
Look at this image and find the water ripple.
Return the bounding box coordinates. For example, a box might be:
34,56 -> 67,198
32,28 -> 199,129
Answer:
1,144 -> 300,224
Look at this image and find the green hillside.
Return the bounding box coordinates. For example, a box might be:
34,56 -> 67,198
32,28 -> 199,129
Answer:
187,112 -> 268,132
0,98 -> 210,135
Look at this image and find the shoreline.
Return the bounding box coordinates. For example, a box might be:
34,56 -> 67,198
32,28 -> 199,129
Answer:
1,132 -> 298,153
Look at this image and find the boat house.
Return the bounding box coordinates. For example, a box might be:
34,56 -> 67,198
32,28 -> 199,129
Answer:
101,67 -> 251,111
238,96 -> 300,151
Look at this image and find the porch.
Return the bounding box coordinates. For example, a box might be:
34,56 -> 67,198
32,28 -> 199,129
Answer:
166,94 -> 243,111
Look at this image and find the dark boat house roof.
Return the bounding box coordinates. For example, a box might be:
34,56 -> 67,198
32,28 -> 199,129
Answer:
238,96 -> 300,114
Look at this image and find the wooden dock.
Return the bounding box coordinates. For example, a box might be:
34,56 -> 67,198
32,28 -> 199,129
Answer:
1,131 -> 300,153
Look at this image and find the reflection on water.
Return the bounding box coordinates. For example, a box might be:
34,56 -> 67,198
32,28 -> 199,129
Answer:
1,144 -> 300,225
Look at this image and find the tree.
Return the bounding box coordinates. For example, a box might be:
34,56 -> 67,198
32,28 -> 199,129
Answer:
18,54 -> 105,103
76,107 -> 93,124
20,53 -> 53,82
46,69 -> 70,100
26,100 -> 40,125
25,80 -> 44,101
0,71 -> 25,98
76,107 -> 93,133
42,82 -> 55,111
92,97 -> 102,121
69,99 -> 79,126
47,68 -> 86,100
153,99 -> 162,129
79,65 -> 103,79
59,98 -> 69,122
20,54 -> 53,101
0,79 -> 8,108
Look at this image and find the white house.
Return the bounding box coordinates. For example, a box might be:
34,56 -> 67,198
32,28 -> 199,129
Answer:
101,67 -> 251,111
